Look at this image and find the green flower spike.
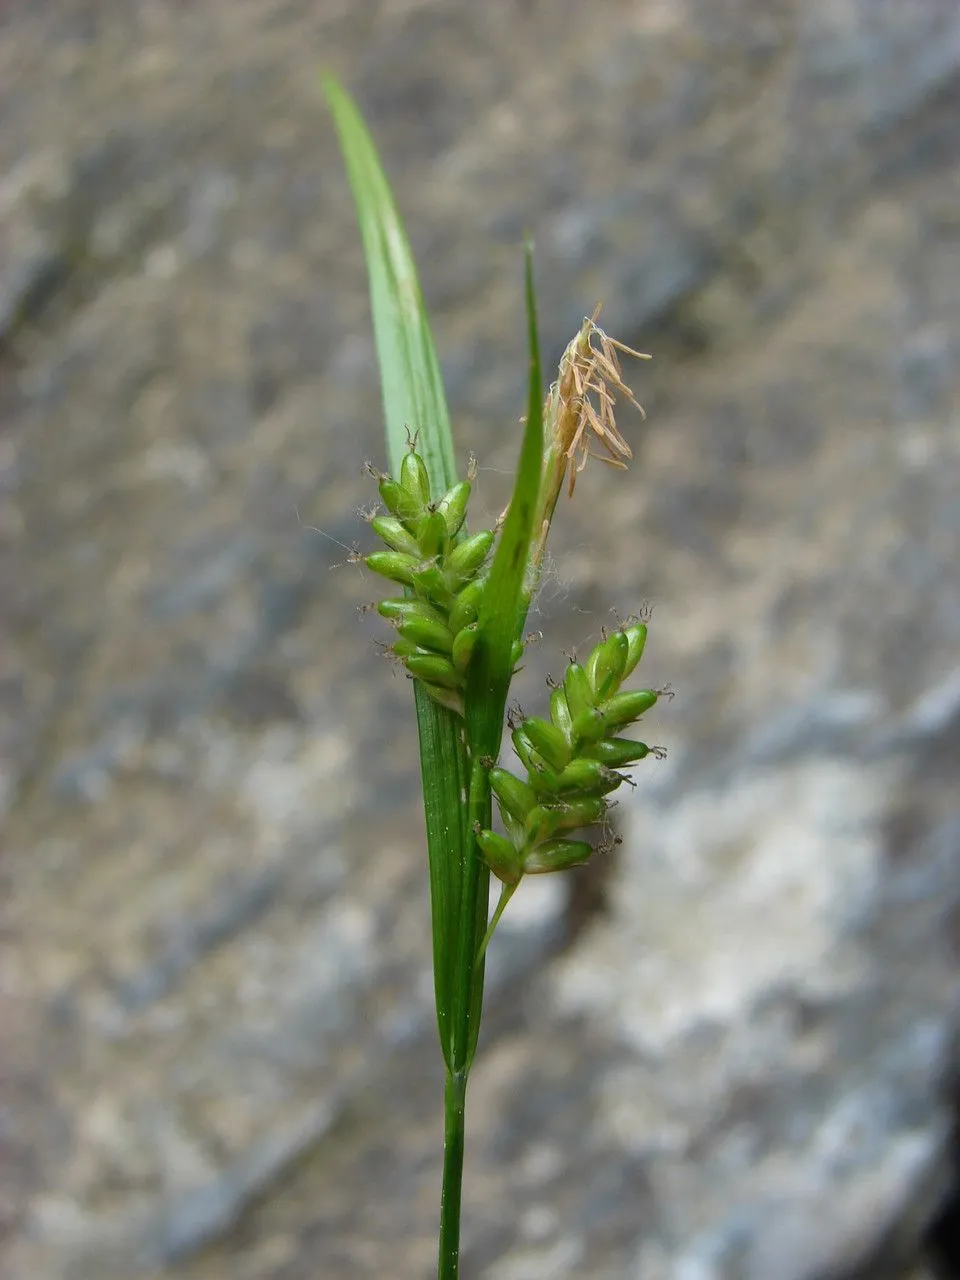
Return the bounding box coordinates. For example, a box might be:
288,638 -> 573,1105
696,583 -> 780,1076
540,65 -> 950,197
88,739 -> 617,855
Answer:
364,441 -> 512,714
475,618 -> 666,963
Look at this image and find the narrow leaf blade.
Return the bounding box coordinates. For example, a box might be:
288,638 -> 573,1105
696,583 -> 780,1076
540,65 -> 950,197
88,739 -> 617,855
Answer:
324,74 -> 468,1069
323,74 -> 456,494
457,244 -> 544,1067
467,242 -> 544,750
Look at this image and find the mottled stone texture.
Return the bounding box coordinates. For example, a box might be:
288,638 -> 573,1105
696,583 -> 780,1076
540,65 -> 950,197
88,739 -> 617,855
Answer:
2,1 -> 959,1278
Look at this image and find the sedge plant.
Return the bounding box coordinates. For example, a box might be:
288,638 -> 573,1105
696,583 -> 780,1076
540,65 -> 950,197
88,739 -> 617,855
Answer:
325,77 -> 666,1280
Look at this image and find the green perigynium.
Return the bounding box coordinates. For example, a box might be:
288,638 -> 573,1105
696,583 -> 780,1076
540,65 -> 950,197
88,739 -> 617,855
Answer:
364,445 -> 523,715
477,619 -> 665,891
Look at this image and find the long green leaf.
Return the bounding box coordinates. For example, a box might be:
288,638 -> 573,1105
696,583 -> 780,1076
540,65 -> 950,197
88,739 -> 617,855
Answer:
456,244 -> 544,1068
467,242 -> 544,746
323,75 -> 456,494
324,75 -> 468,1070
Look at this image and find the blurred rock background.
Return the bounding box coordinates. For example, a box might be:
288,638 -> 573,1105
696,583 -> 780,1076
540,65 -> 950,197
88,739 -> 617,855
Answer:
2,2 -> 959,1278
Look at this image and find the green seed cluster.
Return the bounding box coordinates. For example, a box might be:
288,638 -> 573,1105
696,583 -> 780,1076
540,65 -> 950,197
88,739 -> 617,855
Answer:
364,446 -> 520,715
477,621 -> 664,886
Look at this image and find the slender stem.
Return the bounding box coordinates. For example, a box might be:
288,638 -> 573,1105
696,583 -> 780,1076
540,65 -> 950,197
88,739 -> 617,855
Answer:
450,755 -> 492,1068
437,751 -> 493,1276
439,1067 -> 468,1280
475,880 -> 518,969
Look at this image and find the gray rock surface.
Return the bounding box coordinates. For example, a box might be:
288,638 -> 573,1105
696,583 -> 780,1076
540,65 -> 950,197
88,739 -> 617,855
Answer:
2,1 -> 959,1278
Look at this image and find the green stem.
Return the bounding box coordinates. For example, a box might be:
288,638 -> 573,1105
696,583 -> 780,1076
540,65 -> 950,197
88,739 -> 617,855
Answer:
450,755 -> 492,1070
438,751 -> 491,1275
439,1067 -> 468,1280
475,880 -> 518,969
